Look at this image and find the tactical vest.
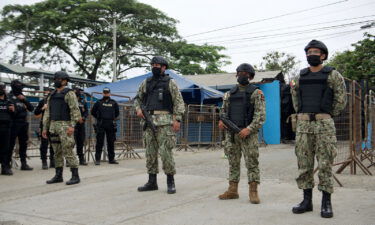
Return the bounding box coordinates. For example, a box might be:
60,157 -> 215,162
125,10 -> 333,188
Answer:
0,99 -> 12,121
298,66 -> 334,113
228,84 -> 258,128
8,93 -> 27,120
144,75 -> 173,112
49,88 -> 71,121
97,98 -> 116,120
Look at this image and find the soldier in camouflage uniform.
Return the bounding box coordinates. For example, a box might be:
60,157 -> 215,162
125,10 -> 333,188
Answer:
291,40 -> 346,218
134,56 -> 185,194
218,63 -> 266,204
42,71 -> 82,185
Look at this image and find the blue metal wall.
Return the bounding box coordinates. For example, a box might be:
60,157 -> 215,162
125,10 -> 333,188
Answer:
258,80 -> 280,144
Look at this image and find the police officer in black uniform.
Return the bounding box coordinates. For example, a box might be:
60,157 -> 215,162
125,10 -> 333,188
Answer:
91,88 -> 119,165
8,80 -> 34,171
34,88 -> 55,169
74,88 -> 88,165
0,83 -> 15,175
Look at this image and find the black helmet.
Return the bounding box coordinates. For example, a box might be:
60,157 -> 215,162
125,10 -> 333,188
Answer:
236,63 -> 255,76
10,79 -> 24,92
304,40 -> 328,60
54,71 -> 70,81
150,56 -> 169,68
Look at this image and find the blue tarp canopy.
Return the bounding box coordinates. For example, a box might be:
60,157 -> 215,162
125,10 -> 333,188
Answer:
84,70 -> 224,104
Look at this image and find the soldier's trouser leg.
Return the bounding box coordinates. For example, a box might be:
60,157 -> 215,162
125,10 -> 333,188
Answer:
158,125 -> 176,175
18,122 -> 29,162
144,128 -> 159,174
74,124 -> 85,157
105,123 -> 116,161
49,144 -> 55,160
50,123 -> 79,169
0,124 -> 11,168
8,123 -> 19,164
40,137 -> 49,161
50,133 -> 64,168
225,135 -> 242,182
95,128 -> 105,161
295,133 -> 315,190
242,133 -> 260,184
316,133 -> 337,194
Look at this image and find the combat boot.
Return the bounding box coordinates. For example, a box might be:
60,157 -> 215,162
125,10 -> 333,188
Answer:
321,191 -> 333,218
292,189 -> 313,214
66,168 -> 80,185
46,167 -> 63,184
167,174 -> 176,194
49,158 -> 55,168
1,165 -> 13,176
249,182 -> 260,204
79,155 -> 88,166
218,181 -> 239,200
20,160 -> 33,171
138,174 -> 158,192
42,159 -> 48,170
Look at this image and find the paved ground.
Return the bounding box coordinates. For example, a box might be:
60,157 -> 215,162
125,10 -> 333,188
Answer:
0,144 -> 374,225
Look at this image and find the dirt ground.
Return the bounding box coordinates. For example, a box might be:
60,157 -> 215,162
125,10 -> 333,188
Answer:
0,144 -> 374,225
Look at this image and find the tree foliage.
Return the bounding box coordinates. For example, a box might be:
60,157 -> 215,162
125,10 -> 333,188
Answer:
328,33 -> 375,84
257,51 -> 299,80
0,0 -> 229,80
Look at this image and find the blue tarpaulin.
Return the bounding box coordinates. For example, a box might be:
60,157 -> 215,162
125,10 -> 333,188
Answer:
84,70 -> 224,104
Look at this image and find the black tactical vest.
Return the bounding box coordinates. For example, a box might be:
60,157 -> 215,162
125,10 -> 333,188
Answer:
98,98 -> 116,120
49,88 -> 71,121
144,75 -> 173,112
0,99 -> 12,122
298,66 -> 334,113
8,93 -> 27,120
228,84 -> 258,128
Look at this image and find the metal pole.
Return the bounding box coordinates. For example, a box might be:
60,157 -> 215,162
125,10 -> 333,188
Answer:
112,18 -> 117,82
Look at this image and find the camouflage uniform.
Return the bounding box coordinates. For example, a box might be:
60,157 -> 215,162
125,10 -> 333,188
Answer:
134,78 -> 185,175
222,86 -> 266,183
291,69 -> 346,194
43,89 -> 81,168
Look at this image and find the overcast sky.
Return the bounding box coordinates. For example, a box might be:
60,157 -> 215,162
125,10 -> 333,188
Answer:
0,0 -> 374,79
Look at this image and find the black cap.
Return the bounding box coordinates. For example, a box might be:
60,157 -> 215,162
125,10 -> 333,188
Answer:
304,40 -> 328,60
103,87 -> 110,93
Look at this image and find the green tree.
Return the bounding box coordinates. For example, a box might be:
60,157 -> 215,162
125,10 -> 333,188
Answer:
328,33 -> 375,84
257,51 -> 299,80
0,0 -> 228,80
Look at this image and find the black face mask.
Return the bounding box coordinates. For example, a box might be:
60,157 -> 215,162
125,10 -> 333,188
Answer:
103,96 -> 110,100
152,67 -> 162,78
307,55 -> 322,66
0,89 -> 5,96
54,80 -> 62,88
237,75 -> 249,85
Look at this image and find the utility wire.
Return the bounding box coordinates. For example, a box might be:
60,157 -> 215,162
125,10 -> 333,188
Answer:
184,0 -> 348,38
189,14 -> 375,43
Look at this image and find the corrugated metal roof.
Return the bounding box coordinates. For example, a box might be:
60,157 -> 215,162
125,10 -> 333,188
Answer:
0,62 -> 107,85
184,71 -> 279,88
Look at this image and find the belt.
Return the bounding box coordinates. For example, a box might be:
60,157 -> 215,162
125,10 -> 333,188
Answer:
149,110 -> 170,115
297,113 -> 331,121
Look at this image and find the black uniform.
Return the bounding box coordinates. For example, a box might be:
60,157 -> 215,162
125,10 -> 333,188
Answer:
8,92 -> 34,168
91,97 -> 119,162
74,96 -> 88,160
34,98 -> 55,164
0,97 -> 14,174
